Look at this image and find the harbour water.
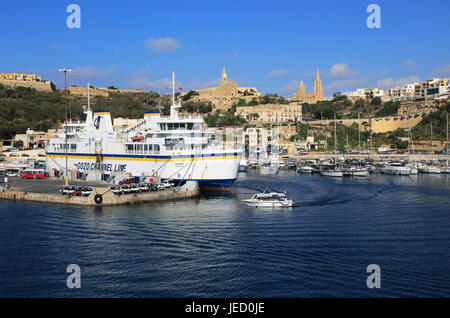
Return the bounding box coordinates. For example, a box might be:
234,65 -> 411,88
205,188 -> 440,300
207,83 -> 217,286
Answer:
0,171 -> 449,297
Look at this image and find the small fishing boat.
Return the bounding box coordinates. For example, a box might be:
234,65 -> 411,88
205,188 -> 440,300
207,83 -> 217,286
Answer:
243,192 -> 294,208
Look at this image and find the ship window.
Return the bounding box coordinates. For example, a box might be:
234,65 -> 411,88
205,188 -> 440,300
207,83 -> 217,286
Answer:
126,144 -> 133,153
187,123 -> 193,130
148,144 -> 153,153
154,145 -> 160,154
144,144 -> 148,153
168,123 -> 174,130
174,123 -> 180,130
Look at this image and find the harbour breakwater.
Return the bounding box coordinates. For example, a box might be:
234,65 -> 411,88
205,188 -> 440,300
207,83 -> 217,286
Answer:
0,181 -> 199,206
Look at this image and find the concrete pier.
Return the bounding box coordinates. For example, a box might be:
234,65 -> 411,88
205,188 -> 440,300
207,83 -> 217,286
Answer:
0,178 -> 200,206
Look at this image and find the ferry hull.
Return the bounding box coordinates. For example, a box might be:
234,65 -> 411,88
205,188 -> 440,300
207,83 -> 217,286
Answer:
45,152 -> 241,190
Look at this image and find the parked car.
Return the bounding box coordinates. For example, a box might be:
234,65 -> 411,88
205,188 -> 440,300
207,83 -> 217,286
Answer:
160,179 -> 175,188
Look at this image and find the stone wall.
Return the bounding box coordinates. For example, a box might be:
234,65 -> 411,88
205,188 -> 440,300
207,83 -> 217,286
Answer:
307,113 -> 427,133
68,86 -> 145,97
0,79 -> 55,92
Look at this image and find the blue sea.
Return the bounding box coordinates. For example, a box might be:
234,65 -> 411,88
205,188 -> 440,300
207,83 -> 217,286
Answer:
0,171 -> 449,297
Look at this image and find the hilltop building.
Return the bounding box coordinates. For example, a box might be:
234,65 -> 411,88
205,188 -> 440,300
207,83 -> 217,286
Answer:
189,67 -> 261,110
235,102 -> 302,124
384,78 -> 449,102
343,88 -> 385,101
195,67 -> 260,99
0,72 -> 55,92
291,69 -> 324,103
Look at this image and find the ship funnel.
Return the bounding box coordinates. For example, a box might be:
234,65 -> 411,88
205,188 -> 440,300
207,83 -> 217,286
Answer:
92,110 -> 113,133
144,110 -> 160,130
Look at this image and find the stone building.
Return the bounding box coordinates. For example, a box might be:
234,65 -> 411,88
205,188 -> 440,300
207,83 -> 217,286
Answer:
191,67 -> 261,110
13,129 -> 47,148
291,69 -> 324,104
235,103 -> 302,123
0,72 -> 55,92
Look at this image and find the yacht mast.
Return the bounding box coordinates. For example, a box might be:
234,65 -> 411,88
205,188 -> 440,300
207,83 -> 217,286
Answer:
358,113 -> 361,153
334,114 -> 337,165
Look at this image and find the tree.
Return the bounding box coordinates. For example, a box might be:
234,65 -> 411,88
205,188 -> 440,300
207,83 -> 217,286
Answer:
13,140 -> 23,148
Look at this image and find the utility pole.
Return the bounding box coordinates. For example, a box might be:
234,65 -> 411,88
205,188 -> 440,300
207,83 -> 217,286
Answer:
59,68 -> 71,185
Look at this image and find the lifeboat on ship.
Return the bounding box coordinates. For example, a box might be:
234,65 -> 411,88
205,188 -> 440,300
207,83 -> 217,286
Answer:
131,135 -> 144,141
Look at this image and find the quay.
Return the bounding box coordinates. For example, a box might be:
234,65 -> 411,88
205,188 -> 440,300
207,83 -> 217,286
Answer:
0,177 -> 199,206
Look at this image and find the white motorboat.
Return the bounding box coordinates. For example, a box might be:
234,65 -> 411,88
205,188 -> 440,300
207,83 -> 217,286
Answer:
406,164 -> 418,175
319,165 -> 343,177
239,158 -> 248,172
297,165 -> 313,173
260,164 -> 279,175
418,165 -> 441,174
380,164 -> 411,175
243,192 -> 294,208
320,170 -> 344,177
345,166 -> 369,177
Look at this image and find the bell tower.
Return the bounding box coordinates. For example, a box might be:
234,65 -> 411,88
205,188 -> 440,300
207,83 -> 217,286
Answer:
313,69 -> 324,101
221,66 -> 227,85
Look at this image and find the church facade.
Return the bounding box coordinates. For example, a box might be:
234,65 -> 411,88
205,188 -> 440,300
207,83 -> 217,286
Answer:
195,67 -> 260,99
291,70 -> 324,104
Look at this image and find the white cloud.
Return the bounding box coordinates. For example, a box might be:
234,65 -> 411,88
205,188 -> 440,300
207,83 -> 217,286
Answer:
70,66 -> 107,82
127,77 -> 170,91
432,64 -> 450,77
280,80 -> 301,95
404,59 -> 416,72
323,79 -> 366,95
265,69 -> 288,78
299,72 -> 315,78
327,63 -> 359,78
377,76 -> 421,90
145,37 -> 181,53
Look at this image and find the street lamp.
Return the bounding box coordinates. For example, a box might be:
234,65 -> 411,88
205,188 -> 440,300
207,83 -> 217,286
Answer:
58,68 -> 72,90
58,68 -> 71,185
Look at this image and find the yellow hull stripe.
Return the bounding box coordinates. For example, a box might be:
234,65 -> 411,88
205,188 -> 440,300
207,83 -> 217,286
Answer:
46,154 -> 239,162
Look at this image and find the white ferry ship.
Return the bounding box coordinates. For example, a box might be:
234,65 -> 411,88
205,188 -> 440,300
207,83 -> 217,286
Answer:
45,73 -> 243,190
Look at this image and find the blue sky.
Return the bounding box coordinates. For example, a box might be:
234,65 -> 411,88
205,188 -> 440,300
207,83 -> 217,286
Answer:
1,0 -> 449,97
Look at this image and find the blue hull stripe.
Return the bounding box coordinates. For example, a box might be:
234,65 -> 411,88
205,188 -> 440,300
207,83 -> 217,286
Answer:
46,152 -> 239,159
177,179 -> 235,188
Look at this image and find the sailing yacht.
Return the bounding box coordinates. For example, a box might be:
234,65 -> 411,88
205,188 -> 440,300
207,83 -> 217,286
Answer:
442,113 -> 450,174
418,122 -> 441,174
320,115 -> 343,177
